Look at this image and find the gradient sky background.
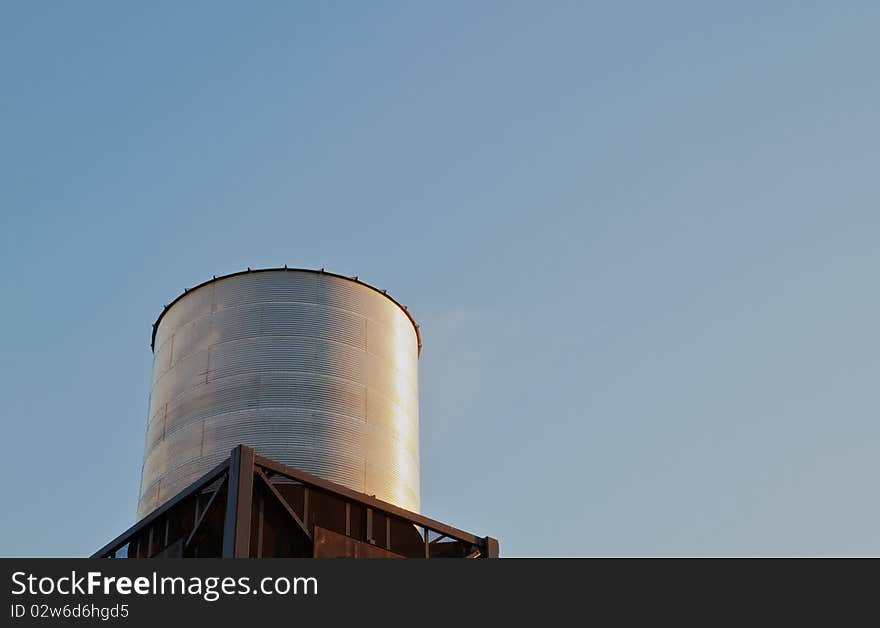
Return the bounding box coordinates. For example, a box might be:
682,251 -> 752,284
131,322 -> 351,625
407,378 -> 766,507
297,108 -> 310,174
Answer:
1,2 -> 878,556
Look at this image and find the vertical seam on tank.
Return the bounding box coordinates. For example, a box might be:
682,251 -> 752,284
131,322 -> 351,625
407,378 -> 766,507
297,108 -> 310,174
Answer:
205,330 -> 212,386
361,315 -> 367,352
257,303 -> 264,412
311,335 -> 318,378
205,307 -> 214,385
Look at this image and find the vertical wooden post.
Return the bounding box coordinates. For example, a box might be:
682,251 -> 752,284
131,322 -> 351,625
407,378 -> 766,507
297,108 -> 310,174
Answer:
483,536 -> 500,558
222,445 -> 255,557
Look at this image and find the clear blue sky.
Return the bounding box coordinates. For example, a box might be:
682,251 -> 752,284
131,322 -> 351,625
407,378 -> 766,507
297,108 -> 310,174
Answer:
1,2 -> 878,556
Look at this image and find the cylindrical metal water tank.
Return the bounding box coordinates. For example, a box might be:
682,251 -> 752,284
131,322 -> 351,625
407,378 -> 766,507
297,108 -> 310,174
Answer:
138,268 -> 421,520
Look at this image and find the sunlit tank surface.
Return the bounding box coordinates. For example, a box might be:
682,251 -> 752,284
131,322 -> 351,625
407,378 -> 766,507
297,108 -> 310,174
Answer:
138,268 -> 421,520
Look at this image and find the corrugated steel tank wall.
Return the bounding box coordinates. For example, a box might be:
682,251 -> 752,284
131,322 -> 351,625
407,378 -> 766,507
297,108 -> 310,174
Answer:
138,269 -> 421,520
